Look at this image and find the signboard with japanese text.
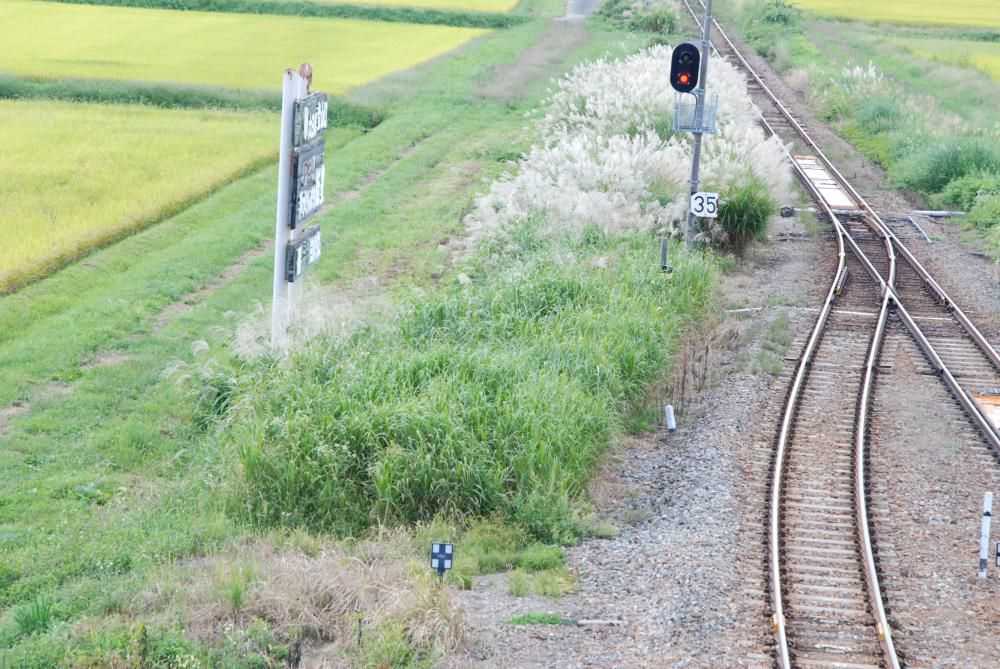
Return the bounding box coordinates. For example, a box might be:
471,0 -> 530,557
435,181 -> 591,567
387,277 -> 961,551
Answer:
290,139 -> 325,229
293,93 -> 328,147
285,225 -> 321,282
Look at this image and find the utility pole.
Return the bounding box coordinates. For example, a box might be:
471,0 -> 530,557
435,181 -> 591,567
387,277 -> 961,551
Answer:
685,0 -> 713,247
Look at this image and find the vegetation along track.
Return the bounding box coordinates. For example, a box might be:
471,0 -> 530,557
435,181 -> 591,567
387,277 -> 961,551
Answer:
680,1 -> 1000,666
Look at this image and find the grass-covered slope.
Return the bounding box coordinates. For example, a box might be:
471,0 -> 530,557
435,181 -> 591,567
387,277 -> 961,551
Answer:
0,74 -> 384,125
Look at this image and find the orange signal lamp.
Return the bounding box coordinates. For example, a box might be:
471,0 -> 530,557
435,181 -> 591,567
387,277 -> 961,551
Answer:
679,74 -> 690,84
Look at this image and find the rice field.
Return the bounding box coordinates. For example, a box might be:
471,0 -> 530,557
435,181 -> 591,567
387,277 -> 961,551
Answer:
0,100 -> 278,292
896,37 -> 1000,80
789,0 -> 1000,28
291,0 -> 518,11
0,0 -> 490,92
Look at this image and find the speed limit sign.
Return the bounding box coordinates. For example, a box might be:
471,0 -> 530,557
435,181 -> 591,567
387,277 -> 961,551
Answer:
690,192 -> 719,218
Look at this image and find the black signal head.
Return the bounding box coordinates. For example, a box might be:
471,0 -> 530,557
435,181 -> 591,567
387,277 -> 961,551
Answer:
670,42 -> 701,93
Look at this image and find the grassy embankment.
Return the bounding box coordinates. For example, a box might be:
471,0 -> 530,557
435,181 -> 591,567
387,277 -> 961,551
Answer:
0,8 -> 715,664
736,0 -> 1000,249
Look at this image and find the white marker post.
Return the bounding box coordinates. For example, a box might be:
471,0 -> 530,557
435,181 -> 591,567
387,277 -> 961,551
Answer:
980,492 -> 992,579
271,66 -> 312,348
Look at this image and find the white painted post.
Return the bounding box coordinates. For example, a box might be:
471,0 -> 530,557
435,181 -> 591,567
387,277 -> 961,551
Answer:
286,70 -> 309,316
980,492 -> 992,579
665,404 -> 677,432
271,67 -> 311,348
271,69 -> 299,348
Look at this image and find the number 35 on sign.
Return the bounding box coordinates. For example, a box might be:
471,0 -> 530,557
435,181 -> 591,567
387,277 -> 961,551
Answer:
690,192 -> 719,218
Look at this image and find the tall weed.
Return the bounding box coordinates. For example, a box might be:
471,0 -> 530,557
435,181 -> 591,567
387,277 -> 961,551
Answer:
935,170 -> 1000,210
227,241 -> 714,541
468,46 -> 792,248
713,177 -> 777,252
893,140 -> 1000,194
741,0 -> 805,61
968,193 -> 1000,230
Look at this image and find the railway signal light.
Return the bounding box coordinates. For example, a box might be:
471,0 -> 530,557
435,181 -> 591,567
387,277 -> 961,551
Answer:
670,42 -> 701,93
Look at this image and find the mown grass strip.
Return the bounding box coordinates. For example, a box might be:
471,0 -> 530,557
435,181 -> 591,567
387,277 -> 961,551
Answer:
0,75 -> 384,128
42,0 -> 530,28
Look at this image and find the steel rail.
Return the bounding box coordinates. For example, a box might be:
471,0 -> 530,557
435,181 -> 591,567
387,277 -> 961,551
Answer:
677,2 -> 902,666
854,289 -> 901,664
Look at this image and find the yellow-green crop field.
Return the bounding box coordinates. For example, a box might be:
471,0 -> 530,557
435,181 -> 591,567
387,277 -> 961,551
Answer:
0,100 -> 277,292
0,0 -> 489,92
294,0 -> 517,12
789,0 -> 1000,28
896,37 -> 1000,80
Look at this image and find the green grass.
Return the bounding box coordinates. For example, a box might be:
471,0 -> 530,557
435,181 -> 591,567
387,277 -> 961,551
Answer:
718,178 -> 778,252
504,612 -> 574,625
12,598 -> 54,637
0,0 -> 489,92
937,170 -> 1000,210
892,140 -> 1000,194
0,100 -> 279,293
752,312 -> 792,376
788,0 -> 1000,28
0,19 -> 661,665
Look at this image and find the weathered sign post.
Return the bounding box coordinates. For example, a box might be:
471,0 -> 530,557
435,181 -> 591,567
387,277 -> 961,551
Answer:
271,64 -> 328,347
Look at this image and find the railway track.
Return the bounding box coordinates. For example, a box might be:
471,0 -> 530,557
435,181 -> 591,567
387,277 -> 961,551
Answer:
678,1 -> 1000,666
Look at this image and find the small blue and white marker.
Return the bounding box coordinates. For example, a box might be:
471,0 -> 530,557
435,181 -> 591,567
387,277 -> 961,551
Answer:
431,542 -> 454,580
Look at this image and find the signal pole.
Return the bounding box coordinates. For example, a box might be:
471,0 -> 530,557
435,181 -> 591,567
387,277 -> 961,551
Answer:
685,0 -> 713,247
